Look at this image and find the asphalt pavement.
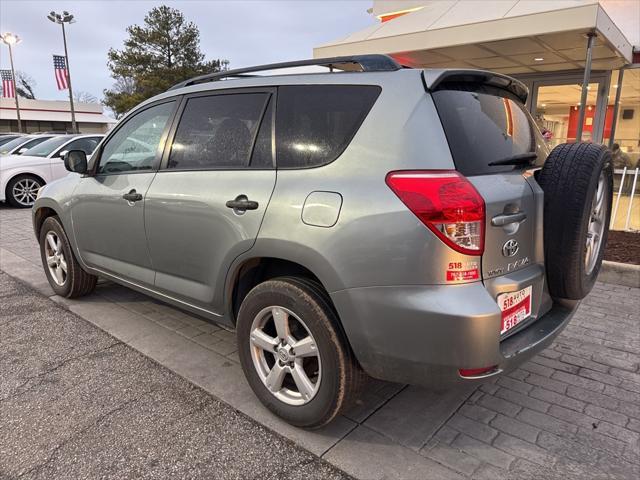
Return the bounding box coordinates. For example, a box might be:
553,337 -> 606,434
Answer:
0,271 -> 351,480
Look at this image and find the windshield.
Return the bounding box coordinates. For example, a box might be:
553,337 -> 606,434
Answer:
22,136 -> 74,158
0,135 -> 21,147
0,136 -> 32,155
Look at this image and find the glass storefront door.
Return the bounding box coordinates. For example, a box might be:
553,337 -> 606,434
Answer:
608,67 -> 640,231
607,68 -> 640,168
533,83 -> 600,146
521,69 -> 639,231
528,74 -> 610,147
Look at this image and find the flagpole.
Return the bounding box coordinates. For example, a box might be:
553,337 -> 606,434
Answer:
1,33 -> 22,133
60,22 -> 77,133
48,11 -> 77,133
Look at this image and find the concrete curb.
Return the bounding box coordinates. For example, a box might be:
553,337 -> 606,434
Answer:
598,260 -> 640,288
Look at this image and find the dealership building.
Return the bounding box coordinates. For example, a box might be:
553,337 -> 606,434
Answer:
315,0 -> 639,160
0,97 -> 115,133
315,0 -> 639,230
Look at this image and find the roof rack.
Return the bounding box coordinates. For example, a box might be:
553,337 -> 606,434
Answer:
168,54 -> 402,91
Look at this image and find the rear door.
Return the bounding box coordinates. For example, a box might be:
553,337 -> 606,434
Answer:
144,89 -> 276,314
431,82 -> 551,334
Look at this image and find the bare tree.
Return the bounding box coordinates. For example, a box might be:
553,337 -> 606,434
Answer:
73,90 -> 99,103
16,71 -> 36,99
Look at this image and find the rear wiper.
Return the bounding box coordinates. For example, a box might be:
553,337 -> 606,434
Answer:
488,152 -> 537,167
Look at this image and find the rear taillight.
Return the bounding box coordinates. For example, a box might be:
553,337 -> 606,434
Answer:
385,170 -> 485,255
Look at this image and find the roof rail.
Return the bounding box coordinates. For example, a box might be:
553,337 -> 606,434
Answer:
168,54 -> 402,91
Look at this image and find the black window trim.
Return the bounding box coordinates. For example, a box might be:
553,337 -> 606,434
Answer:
247,94 -> 275,169
274,84 -> 382,170
89,98 -> 180,177
158,86 -> 277,172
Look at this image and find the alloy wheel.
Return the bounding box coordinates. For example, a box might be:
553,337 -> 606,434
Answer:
44,231 -> 67,286
12,177 -> 41,207
585,171 -> 608,275
249,306 -> 321,406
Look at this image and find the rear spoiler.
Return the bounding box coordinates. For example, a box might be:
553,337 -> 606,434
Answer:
422,69 -> 528,104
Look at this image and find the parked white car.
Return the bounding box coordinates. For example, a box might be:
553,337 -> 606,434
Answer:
0,134 -> 56,156
0,134 -> 104,207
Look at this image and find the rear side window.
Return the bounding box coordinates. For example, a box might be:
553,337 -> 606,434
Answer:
276,85 -> 381,168
168,93 -> 270,170
432,84 -> 537,176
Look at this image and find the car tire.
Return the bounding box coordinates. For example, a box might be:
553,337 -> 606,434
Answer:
6,174 -> 44,208
236,276 -> 366,428
39,216 -> 97,298
537,142 -> 613,300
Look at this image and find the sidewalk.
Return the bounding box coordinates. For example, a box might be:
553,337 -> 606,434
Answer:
1,205 -> 639,479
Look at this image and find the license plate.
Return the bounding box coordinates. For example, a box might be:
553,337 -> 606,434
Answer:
498,286 -> 532,335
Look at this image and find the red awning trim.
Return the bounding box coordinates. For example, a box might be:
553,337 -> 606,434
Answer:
0,106 -> 103,115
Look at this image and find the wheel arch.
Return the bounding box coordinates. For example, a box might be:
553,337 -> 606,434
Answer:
227,255 -> 362,378
33,204 -> 61,239
228,257 -> 324,323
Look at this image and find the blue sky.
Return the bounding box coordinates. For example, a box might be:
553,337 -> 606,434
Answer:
0,1 -> 373,103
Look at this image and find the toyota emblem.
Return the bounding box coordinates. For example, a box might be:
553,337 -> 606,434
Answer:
502,239 -> 519,257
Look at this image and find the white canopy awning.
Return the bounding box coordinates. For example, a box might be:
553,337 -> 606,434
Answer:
314,1 -> 634,74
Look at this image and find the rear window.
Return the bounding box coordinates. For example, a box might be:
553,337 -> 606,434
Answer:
276,85 -> 381,168
432,84 -> 538,176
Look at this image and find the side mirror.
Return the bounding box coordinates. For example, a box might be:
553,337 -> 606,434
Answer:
64,150 -> 88,174
58,150 -> 68,159
18,147 -> 28,154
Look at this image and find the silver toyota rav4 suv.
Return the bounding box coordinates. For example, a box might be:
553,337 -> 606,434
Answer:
33,55 -> 612,428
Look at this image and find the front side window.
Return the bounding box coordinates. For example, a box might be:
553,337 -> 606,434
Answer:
276,85 -> 381,168
168,93 -> 270,170
98,101 -> 175,174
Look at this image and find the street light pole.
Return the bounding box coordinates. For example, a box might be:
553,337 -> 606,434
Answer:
47,11 -> 77,133
1,33 -> 22,133
60,21 -> 77,133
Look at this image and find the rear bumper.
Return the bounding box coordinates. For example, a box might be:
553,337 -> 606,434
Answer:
330,279 -> 577,386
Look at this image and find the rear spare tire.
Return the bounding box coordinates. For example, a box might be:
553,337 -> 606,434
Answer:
537,142 -> 612,300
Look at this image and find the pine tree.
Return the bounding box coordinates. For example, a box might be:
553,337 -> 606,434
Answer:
104,5 -> 228,117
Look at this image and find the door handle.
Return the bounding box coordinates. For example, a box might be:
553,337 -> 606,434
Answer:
491,211 -> 526,226
226,195 -> 259,212
122,189 -> 143,202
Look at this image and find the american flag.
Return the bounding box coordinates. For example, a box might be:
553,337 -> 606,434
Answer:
1,70 -> 15,98
53,55 -> 69,90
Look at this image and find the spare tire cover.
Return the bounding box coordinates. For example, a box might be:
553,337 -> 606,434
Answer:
537,142 -> 613,300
